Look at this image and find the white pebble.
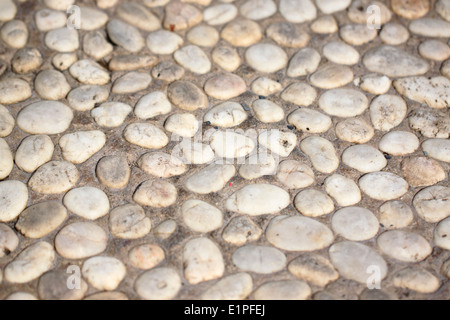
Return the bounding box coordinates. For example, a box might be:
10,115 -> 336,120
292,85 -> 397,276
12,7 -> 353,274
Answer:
63,187 -> 110,220
82,256 -> 126,291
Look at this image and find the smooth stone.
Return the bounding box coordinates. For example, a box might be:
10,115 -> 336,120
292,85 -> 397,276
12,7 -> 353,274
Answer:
0,78 -> 31,105
348,0 -> 392,24
422,138 -> 450,162
434,218 -> 450,250
67,85 -> 109,111
163,2 -> 202,31
147,30 -> 183,55
419,40 -> 450,61
96,0 -> 119,8
408,108 -> 450,139
316,0 -> 351,13
128,244 -> 165,269
329,241 -> 388,284
135,92 -> 172,120
409,18 -> 450,38
0,0 -> 17,21
167,81 -> 208,111
252,99 -> 284,123
0,181 -> 28,222
318,88 -> 368,118
310,15 -> 338,34
294,189 -> 334,217
288,254 -> 339,287
4,242 -> 55,284
378,230 -> 432,262
106,19 -> 145,53
112,72 -> 151,94
211,46 -> 241,72
203,4 -> 237,25
15,201 -> 67,239
38,271 -> 88,300
391,0 -> 429,19
91,102 -> 132,128
82,256 -> 126,291
266,22 -> 310,48
342,145 -> 387,173
252,280 -> 311,300
185,164 -> 235,194
5,292 -> 38,300
340,24 -> 377,46
135,268 -> 181,300
363,46 -> 429,77
70,59 -> 110,85
28,161 -> 79,194
413,186 -> 450,223
379,131 -> 419,157
0,138 -> 12,179
44,0 -> 74,10
300,136 -> 339,174
83,31 -> 113,60
258,130 -> 297,157
335,117 -> 374,144
221,19 -> 262,47
239,153 -> 277,180
232,245 -> 286,274
280,0 -> 316,23
116,2 -> 160,31
359,74 -> 392,95
96,155 -> 131,189
222,216 -> 262,245
183,238 -> 224,284
63,187 -> 109,220
323,41 -> 360,65
181,199 -> 223,233
1,20 -> 28,49
276,160 -> 315,189
324,174 -> 361,207
240,0 -> 276,20
59,130 -> 105,164
45,28 -> 79,52
369,94 -> 407,131
210,131 -> 255,159
380,22 -> 409,45
154,220 -> 177,240
79,7 -> 109,31
359,172 -> 408,201
281,82 -> 317,106
201,273 -> 252,300
175,141 -> 215,165
52,52 -> 77,71
437,0 -> 450,21
187,25 -> 219,47
35,9 -> 67,32
163,113 -> 197,137
251,77 -> 282,96
0,223 -> 19,258
378,201 -> 414,230
109,204 -> 151,239
138,152 -> 186,178
152,61 -> 185,82
12,48 -> 43,74
393,267 -> 440,294
226,184 -> 290,216
401,157 -> 446,187
288,108 -> 331,133
394,77 -> 450,109
206,74 -> 246,100
245,43 -> 288,73
124,123 -> 169,149
133,180 -> 177,208
310,64 -> 354,89
332,207 -> 379,241
204,102 -> 247,128
109,54 -> 158,71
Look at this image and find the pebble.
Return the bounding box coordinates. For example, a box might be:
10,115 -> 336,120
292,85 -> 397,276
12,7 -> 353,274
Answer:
201,273 -> 252,300
204,73 -> 246,100
204,102 -> 248,128
252,99 -> 284,123
419,40 -> 450,61
96,155 -> 131,189
332,207 -> 379,241
281,82 -> 317,107
96,0 -> 119,8
28,161 -> 80,194
379,131 -> 420,156
279,0 -> 316,23
211,46 -> 241,72
329,241 -> 387,284
109,204 -> 151,239
369,95 -> 407,132
52,53 -> 77,71
342,145 -> 387,173
12,48 -> 44,74
112,72 -> 152,95
408,108 -> 449,139
67,85 -> 109,111
135,267 -> 181,300
63,187 -> 109,220
185,164 -> 235,194
335,117 -> 375,144
35,9 -> 67,32
116,3 -> 160,32
91,102 -> 132,128
251,77 -> 282,96
324,174 -> 362,207
318,89 -> 368,118
422,139 -> 450,163
181,199 -> 223,233
0,138 -> 12,180
288,254 -> 339,287
210,131 -> 255,159
437,0 -> 450,21
226,184 -> 290,216
70,59 -> 110,85
16,201 -> 67,239
147,30 -> 183,55
135,92 -> 172,120
55,222 -> 107,259
401,157 -> 446,187
175,141 -> 215,165
391,0 -> 429,19
0,223 -> 18,257
187,25 -> 219,47
394,76 -> 450,110
154,220 -> 177,239
276,160 -> 315,189
258,130 -> 297,157
83,31 -> 113,60
380,22 -> 409,45
59,130 -> 106,164
222,216 -> 262,245
245,43 -> 288,73
183,238 -> 224,284
378,201 -> 414,230
413,186 -> 450,223
152,61 -> 185,82
221,19 -> 262,47
340,24 -> 377,46
138,152 -> 186,178
5,292 -> 38,300
239,153 -> 277,180
310,64 -> 354,89
38,270 -> 88,300
106,19 -> 145,53
409,18 -> 450,38
45,28 -> 79,52
128,244 -> 165,269
4,242 -> 55,284
110,54 -> 158,71
252,280 -> 311,300
316,0 -> 351,13
168,81 -> 208,111
266,22 -> 310,48
0,78 -> 32,105
44,0 -> 74,10
323,41 -> 360,66
359,74 -> 392,95
288,108 -> 331,133
203,4 -> 237,25
82,256 -> 126,291
300,136 -> 339,174
378,230 -> 431,262
348,0 -> 392,24
294,189 -> 334,217
434,217 -> 450,250
79,7 -> 109,31
232,245 -> 286,274
363,45 -> 429,77
393,267 -> 440,294
240,0 -> 276,20
1,20 -> 28,49
15,135 -> 54,173
163,2 -> 202,31
0,0 -> 16,21
133,179 -> 177,208
310,15 -> 338,34
359,172 -> 409,201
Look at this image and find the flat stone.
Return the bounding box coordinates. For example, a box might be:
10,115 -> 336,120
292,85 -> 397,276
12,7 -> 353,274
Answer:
378,201 -> 414,230
323,41 -> 360,65
109,204 -> 151,239
187,25 -> 219,47
135,92 -> 172,120
45,28 -> 79,52
82,256 -> 126,291
133,180 -> 177,208
342,145 -> 387,173
393,267 -> 440,294
12,48 -> 43,74
147,30 -> 184,55
135,268 -> 181,300
128,244 -> 165,269
408,108 -> 450,139
279,0 -> 316,23
154,220 -> 177,240
288,254 -> 339,287
294,189 -> 334,217
109,54 -> 158,71
419,40 -> 450,61
96,155 -> 131,189
203,4 -> 237,25
318,88 -> 368,118
116,2 -> 160,31
184,238 -> 224,284
281,82 -> 317,107
167,81 -> 208,111
378,230 -> 432,262
288,108 -> 331,133
1,20 -> 28,49
300,136 -> 339,174
251,77 -> 282,97
0,181 -> 28,222
138,152 -> 187,178
38,271 -> 88,300
163,2 -> 202,31
332,207 -> 379,241
316,0 -> 351,13
232,245 -> 286,274
112,72 -> 151,94
181,199 -> 223,233
152,61 -> 185,82
401,157 -> 446,187
324,174 -> 362,207
380,22 -> 409,45
0,223 -> 19,258
239,153 -> 277,180
205,73 -> 246,100
67,85 -> 109,111
185,164 -> 235,194
370,94 -> 407,131
222,216 -> 262,246
28,161 -> 80,194
340,24 -> 377,46
226,184 -> 290,216
210,131 -> 255,159
63,187 -> 109,220
201,273 -> 252,300
310,64 -> 354,89
310,15 -> 337,34
252,280 -> 311,300
70,59 -> 110,85
258,130 -> 297,157
252,99 -> 284,123
79,7 -> 109,31
124,123 -> 169,149
245,43 -> 288,73
379,131 -> 419,156
240,0 -> 276,20
437,0 -> 450,21
204,102 -> 248,128
0,0 -> 16,21
175,141 -> 215,165
4,242 -> 55,284
359,172 -> 408,201
413,186 -> 450,223
59,130 -> 105,164
35,9 -> 67,32
434,217 -> 450,250
394,77 -> 450,109
211,46 -> 241,72
276,160 -> 315,189
409,18 -> 450,38
91,102 -> 132,128
391,0 -> 429,19
0,138 -> 12,179
221,19 -> 262,47
422,138 -> 450,162
0,78 -> 32,105
266,22 -> 310,48
106,19 -> 145,53
335,117 -> 374,144
16,201 -> 67,239
52,53 -> 77,71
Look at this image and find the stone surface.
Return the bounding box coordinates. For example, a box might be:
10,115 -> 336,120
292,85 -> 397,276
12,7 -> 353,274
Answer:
221,19 -> 262,47
287,48 -> 320,77
258,130 -> 297,157
252,99 -> 284,123
222,216 -> 262,246
300,136 -> 339,174
181,199 -> 223,233
212,46 -> 241,72
413,186 -> 450,223
201,273 -> 253,300
204,73 -> 246,100
331,207 -> 379,241
288,254 -> 339,287
267,22 -> 310,48
391,0 -> 429,19
165,113 -> 199,138
28,161 -> 79,194
38,271 -> 88,300
0,106 -> 14,137
63,187 -> 110,220
133,179 -> 177,208
323,41 -> 360,65
135,267 -> 181,300
174,45 -> 211,74
96,155 -> 130,189
204,102 -> 248,128
245,43 -> 288,73
185,164 -> 236,194
380,22 -> 409,45
232,245 -> 286,274
408,108 -> 450,139
67,85 -> 109,111
1,20 -> 28,49
378,230 -> 432,262
210,131 -> 255,159
124,123 -> 169,149
167,81 -> 208,111
370,95 -> 407,132
163,2 -> 202,31
335,118 -> 374,144
109,204 -> 151,239
316,0 -> 351,14
281,82 -> 317,106
339,24 -> 377,46
59,130 -> 106,164
342,145 -> 387,173
393,267 -> 440,294
294,189 -> 334,217
288,108 -> 332,133
45,28 -> 79,52
128,244 -> 165,269
0,138 -> 12,180
360,74 -> 392,95
401,157 -> 446,187
82,256 -> 126,291
204,4 -> 237,26
434,218 -> 450,250
0,78 -> 32,105
359,172 -> 408,201
318,88 -> 368,118
422,138 -> 450,162
379,131 -> 420,156
378,201 -> 414,230
187,25 -> 219,47
116,2 -> 160,31
112,72 -> 152,94
107,19 -> 145,53
276,160 -> 315,189
310,64 -> 354,89
324,174 -> 361,207
0,223 -> 19,258
240,0 -> 276,20
70,59 -> 110,85
409,18 -> 450,38
252,280 -> 311,300
138,152 -> 186,178
394,77 -> 450,110
0,181 -> 28,222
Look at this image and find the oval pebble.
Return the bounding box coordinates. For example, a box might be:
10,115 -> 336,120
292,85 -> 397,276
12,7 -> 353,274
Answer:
335,117 -> 374,144
211,46 -> 241,72
316,0 -> 351,14
342,145 -> 387,173
0,138 -> 13,179
187,25 -> 219,47
28,161 -> 79,194
174,45 -> 211,74
409,18 -> 450,38
266,22 -> 310,48
135,267 -> 181,300
185,164 -> 235,194
281,82 -> 317,106
252,78 -> 281,96
279,0 -> 316,23
378,201 -> 414,230
0,78 -> 32,105
318,89 -> 368,118
294,189 -> 334,217
413,186 -> 450,223
175,141 -> 215,165
204,73 -> 246,100
59,130 -> 106,164
37,270 -> 88,300
310,15 -> 338,34
63,187 -> 109,220
400,157 -> 446,187
220,19 -> 262,47
133,180 -> 177,208
323,41 -> 359,65
163,2 -> 202,31
332,207 -> 379,241
67,85 -> 109,111
147,30 -> 183,55
201,273 -> 253,300
434,218 -> 450,250
310,64 -> 354,89
377,230 -> 432,262
0,223 -> 19,258
300,136 -> 339,174
0,181 -> 28,222
154,220 -> 177,240
359,172 -> 408,201
393,267 -> 440,294
35,69 -> 71,100
181,199 -> 223,233
288,254 -> 338,287
380,22 -> 409,45
258,130 -> 297,157
239,153 -> 277,180
70,59 -> 110,85
370,95 -> 407,132
45,28 -> 79,52
135,91 -> 172,120
203,4 -> 237,26
245,43 -> 288,73
240,0 -> 276,21
287,48 -> 320,77
128,244 -> 165,270
276,160 -> 315,189
252,99 -> 284,123
167,81 -> 208,111
1,20 -> 28,49
112,72 -> 152,94
96,155 -> 130,189
109,204 -> 151,239
359,74 -> 392,95
116,2 -> 160,32
222,216 -> 262,246
82,256 -> 126,291
138,152 -> 186,178
324,174 -> 361,207
204,102 -> 248,128
422,139 -> 450,163
232,245 -> 286,274
252,280 -> 311,300
210,131 -> 255,159
379,131 -> 419,156
165,113 -> 199,138
124,123 -> 169,149
106,19 -> 144,53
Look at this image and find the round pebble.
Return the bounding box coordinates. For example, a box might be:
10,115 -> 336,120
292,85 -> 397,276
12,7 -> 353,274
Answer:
239,153 -> 277,180
413,186 -> 450,223
0,0 -> 17,21
211,46 -> 241,72
1,20 -> 28,49
109,204 -> 151,239
96,155 -> 130,189
294,189 -> 334,217
152,61 -> 185,82
287,48 -> 320,78
0,181 -> 28,222
0,78 -> 32,105
377,230 -> 432,262
222,216 -> 262,246
434,218 -> 450,250
332,207 -> 379,241
391,0 -> 429,19
316,0 -> 351,14
324,174 -> 361,207
232,245 -> 286,274
67,85 -> 109,111
359,172 -> 409,201
245,43 -> 288,73
409,18 -> 450,38
393,267 -> 440,294
335,117 -> 374,144
167,81 -> 208,111
210,131 -> 255,159
187,25 -> 219,47
380,22 -> 409,45
276,160 -> 315,189
28,161 -> 79,194
281,82 -> 317,106
319,88 -> 368,118
112,72 -> 152,94
342,145 -> 387,173
70,59 -> 110,85
300,136 -> 339,174
35,9 -> 67,32
45,28 -> 79,52
240,0 -> 276,21
378,201 -> 414,230
174,45 -> 211,74
147,30 -> 183,55
134,180 -> 177,208
201,273 -> 253,300
252,280 -> 311,300
175,141 -> 215,165
359,74 -> 392,95
422,139 -> 450,163
116,2 -> 160,32
165,113 -> 199,138
106,19 -> 144,53
135,267 -> 181,300
204,73 -> 246,100
82,256 -> 126,291
163,2 -> 202,31
408,108 -> 450,139
124,123 -> 169,149
310,64 -> 354,89
340,24 -> 377,46
181,199 -> 223,233
203,4 -> 237,26
221,19 -> 262,47
310,15 -> 338,34
252,99 -> 284,123
370,95 -> 407,131
185,164 -> 235,194
279,0 -> 316,23
288,108 -> 330,134
135,91 -> 172,120
128,244 -> 165,270
63,187 -> 110,220
419,40 -> 450,61
266,22 -> 310,48
379,131 -> 419,156
38,270 -> 88,300
323,41 -> 360,65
